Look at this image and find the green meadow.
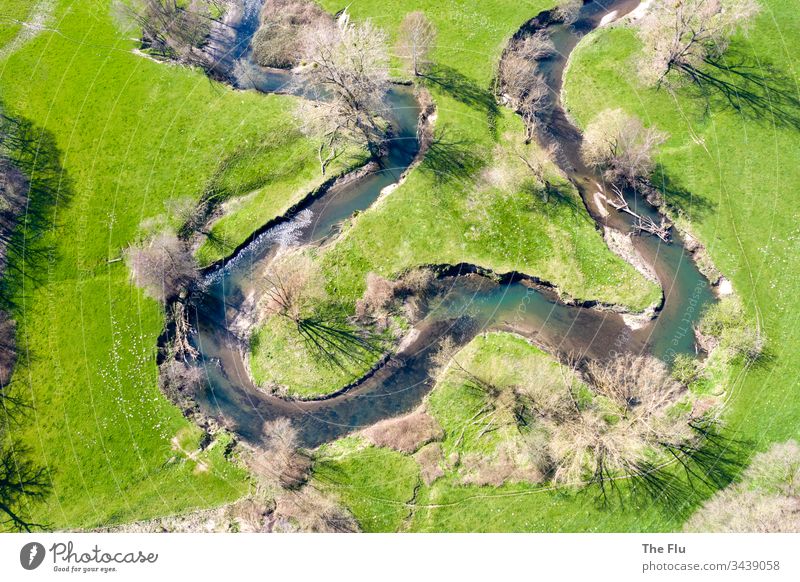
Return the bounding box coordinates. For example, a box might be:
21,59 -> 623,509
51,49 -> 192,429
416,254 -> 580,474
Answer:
0,0 -> 329,528
563,0 -> 800,449
1,0 -> 796,533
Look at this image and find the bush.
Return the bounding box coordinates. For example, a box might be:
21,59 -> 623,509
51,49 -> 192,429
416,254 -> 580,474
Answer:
698,297 -> 765,362
686,440 -> 800,532
251,0 -> 328,68
125,232 -> 198,302
363,409 -> 443,454
671,353 -> 702,385
273,486 -> 359,532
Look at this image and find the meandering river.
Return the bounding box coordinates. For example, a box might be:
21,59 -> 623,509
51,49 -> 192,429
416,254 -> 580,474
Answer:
181,0 -> 716,447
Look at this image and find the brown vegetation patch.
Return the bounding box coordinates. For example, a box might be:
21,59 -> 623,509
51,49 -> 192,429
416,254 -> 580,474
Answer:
272,486 -> 359,532
414,442 -> 445,485
252,0 -> 329,68
363,408 -> 443,454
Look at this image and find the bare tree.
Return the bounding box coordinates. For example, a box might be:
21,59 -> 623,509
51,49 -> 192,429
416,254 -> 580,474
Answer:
636,0 -> 762,88
580,108 -> 668,184
251,0 -> 329,68
298,12 -> 390,165
540,354 -> 696,488
248,418 -> 311,490
511,141 -> 559,201
125,232 -> 198,303
273,486 -> 359,532
553,0 -> 583,24
120,0 -> 224,69
396,11 -> 437,77
260,253 -> 325,322
498,32 -> 554,140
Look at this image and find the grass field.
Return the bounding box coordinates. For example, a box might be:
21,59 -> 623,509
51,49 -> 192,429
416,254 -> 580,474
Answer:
314,0 -> 659,312
193,117 -> 360,267
563,0 -> 800,451
246,0 -> 661,399
300,0 -> 800,532
0,0 -> 335,529
2,0 -> 796,533
0,0 -> 43,53
313,332 -> 703,532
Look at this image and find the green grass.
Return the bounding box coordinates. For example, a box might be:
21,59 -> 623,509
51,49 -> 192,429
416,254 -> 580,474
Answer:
563,0 -> 800,450
313,0 -> 800,533
415,332 -> 680,532
314,436 -> 420,532
0,0 -> 332,529
194,125 -> 361,267
0,0 -> 40,51
249,314 -> 386,398
315,0 -> 659,311
314,332 -> 698,532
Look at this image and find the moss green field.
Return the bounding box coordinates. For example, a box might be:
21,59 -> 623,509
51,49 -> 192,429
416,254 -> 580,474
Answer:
0,0 -> 333,528
0,0 -> 797,534
563,0 -> 800,449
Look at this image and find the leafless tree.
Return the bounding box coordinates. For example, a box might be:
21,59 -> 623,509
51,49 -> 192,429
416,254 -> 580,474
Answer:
158,357 -> 203,414
120,0 -> 224,69
273,486 -> 359,532
539,354 -> 695,488
553,0 -> 583,24
499,33 -> 554,140
125,232 -> 198,303
260,253 -> 324,322
511,141 -> 559,201
298,12 -> 390,165
636,0 -> 761,88
396,11 -> 437,77
580,108 -> 668,184
251,0 -> 329,68
253,418 -> 312,490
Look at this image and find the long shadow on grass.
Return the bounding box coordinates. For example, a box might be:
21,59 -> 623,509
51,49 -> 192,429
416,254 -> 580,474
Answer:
422,65 -> 501,138
0,437 -> 51,532
651,166 -> 718,222
0,110 -> 74,310
296,316 -> 386,375
677,45 -> 800,132
420,126 -> 484,185
612,419 -> 748,520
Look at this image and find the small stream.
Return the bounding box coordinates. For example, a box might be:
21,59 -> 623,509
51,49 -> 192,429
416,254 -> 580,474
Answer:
183,0 -> 716,448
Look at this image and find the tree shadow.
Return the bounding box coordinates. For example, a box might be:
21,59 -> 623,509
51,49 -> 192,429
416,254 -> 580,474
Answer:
0,437 -> 51,532
419,126 -> 484,185
422,64 -> 501,138
651,165 -> 718,222
678,45 -> 800,131
625,419 -> 748,518
0,111 -> 74,311
296,317 -> 386,375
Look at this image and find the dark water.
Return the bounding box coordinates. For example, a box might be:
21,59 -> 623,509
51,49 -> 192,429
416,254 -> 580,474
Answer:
184,0 -> 716,448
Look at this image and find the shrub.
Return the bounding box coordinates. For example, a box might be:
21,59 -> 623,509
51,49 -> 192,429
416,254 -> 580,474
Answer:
363,409 -> 443,453
251,0 -> 328,68
125,232 -> 198,302
671,353 -> 700,385
698,297 -> 765,362
273,486 -> 359,532
686,440 -> 800,532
